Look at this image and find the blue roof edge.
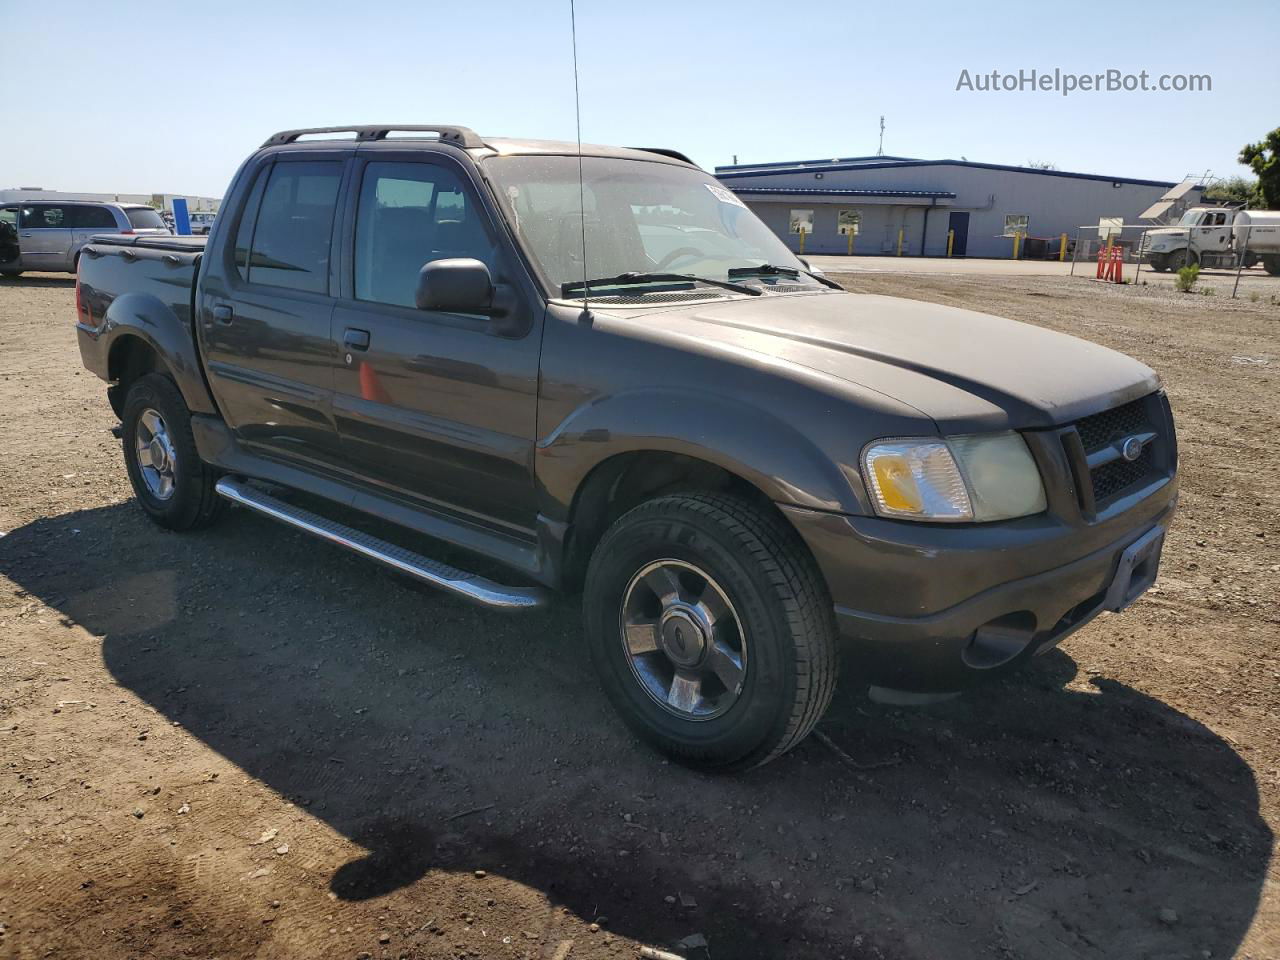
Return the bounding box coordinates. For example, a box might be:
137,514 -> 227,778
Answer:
715,157 -> 1182,189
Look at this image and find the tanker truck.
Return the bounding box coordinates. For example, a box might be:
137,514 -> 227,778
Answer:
1144,206 -> 1280,274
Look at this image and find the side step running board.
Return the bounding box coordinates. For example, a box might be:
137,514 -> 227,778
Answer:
215,477 -> 549,611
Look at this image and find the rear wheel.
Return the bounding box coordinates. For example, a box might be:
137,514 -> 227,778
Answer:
583,493 -> 837,771
1264,255 -> 1280,277
121,373 -> 225,530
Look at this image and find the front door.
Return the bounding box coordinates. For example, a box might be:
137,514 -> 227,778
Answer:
18,203 -> 74,270
197,156 -> 349,468
0,207 -> 18,269
330,155 -> 541,535
948,211 -> 970,256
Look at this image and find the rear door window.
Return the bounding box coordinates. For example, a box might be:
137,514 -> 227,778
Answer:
124,207 -> 166,230
68,205 -> 118,229
246,161 -> 343,293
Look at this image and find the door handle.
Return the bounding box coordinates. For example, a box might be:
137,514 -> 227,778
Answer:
344,328 -> 371,350
212,304 -> 234,324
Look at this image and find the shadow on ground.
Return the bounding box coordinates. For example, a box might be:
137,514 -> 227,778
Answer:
2,501 -> 1271,959
0,273 -> 76,287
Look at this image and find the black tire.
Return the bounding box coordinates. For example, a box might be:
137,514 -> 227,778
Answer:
1167,248 -> 1195,272
0,270 -> 21,278
583,493 -> 837,771
121,373 -> 225,530
1264,256 -> 1280,277
1146,255 -> 1169,273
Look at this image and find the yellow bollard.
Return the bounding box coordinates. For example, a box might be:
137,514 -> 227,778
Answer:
1012,232 -> 1021,259
847,230 -> 854,256
1059,232 -> 1068,261
897,227 -> 904,257
946,229 -> 955,258
798,228 -> 806,255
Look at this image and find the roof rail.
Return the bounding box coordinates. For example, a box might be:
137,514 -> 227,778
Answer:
630,147 -> 698,167
262,125 -> 485,149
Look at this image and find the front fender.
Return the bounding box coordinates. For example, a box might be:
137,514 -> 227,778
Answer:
535,387 -> 862,520
96,290 -> 217,415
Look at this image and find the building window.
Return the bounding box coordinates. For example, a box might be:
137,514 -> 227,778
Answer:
837,209 -> 862,235
789,209 -> 815,234
1003,214 -> 1030,237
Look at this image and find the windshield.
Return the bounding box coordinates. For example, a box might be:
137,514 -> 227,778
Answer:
1176,209 -> 1208,226
483,155 -> 813,295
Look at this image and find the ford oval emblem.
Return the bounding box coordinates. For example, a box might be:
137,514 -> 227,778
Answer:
1121,436 -> 1145,462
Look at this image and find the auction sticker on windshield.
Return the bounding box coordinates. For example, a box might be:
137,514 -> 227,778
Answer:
705,183 -> 747,207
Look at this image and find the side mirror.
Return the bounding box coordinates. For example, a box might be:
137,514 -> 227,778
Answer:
415,258 -> 494,313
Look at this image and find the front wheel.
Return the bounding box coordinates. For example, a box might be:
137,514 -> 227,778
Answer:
583,493 -> 838,771
1166,248 -> 1195,272
121,373 -> 226,530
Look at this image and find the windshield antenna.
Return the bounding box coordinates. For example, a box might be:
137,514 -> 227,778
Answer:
569,0 -> 590,320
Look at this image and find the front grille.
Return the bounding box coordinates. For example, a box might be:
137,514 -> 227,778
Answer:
1075,397 -> 1151,453
1091,443 -> 1156,500
1068,393 -> 1170,510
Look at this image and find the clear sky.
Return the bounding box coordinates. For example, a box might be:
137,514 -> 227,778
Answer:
3,0 -> 1276,200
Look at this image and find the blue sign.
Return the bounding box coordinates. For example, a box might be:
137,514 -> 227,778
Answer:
172,197 -> 191,236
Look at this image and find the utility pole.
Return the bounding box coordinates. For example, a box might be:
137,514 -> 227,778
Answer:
877,116 -> 885,156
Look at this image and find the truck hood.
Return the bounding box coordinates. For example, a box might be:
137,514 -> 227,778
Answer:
638,291 -> 1159,431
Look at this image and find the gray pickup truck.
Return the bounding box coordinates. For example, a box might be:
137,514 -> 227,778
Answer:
75,124 -> 1177,770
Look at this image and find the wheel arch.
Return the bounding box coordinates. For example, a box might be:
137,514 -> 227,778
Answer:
100,291 -> 218,418
560,448 -> 825,591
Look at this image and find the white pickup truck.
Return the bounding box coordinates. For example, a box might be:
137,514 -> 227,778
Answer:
1144,205 -> 1280,274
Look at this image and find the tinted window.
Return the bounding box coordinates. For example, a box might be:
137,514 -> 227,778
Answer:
354,161 -> 494,307
234,167 -> 270,280
20,205 -> 68,229
68,205 -> 118,229
247,161 -> 342,293
125,207 -> 166,230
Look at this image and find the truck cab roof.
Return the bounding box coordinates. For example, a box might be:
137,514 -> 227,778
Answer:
258,124 -> 698,168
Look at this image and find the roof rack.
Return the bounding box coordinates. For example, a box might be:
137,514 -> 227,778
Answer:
262,125 -> 485,149
631,147 -> 698,167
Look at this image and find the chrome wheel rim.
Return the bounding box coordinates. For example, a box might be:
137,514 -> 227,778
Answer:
134,408 -> 177,501
619,559 -> 747,721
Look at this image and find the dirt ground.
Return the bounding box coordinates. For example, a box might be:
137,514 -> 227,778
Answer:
1,271 -> 1277,960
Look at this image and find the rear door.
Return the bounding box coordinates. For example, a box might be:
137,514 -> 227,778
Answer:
17,203 -> 74,270
197,154 -> 350,467
68,204 -> 121,265
329,152 -> 541,533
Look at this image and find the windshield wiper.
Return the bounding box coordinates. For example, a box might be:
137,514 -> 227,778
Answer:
727,263 -> 802,279
561,271 -> 762,298
728,262 -> 844,291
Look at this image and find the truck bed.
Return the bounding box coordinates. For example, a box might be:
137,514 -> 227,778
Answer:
75,234 -> 207,401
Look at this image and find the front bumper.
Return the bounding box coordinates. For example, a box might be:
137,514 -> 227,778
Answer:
781,479 -> 1176,693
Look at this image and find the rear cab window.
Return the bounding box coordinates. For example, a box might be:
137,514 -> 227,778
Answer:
237,161 -> 343,294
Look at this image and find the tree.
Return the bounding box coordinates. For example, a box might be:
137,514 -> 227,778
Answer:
1239,127 -> 1280,209
1203,175 -> 1259,205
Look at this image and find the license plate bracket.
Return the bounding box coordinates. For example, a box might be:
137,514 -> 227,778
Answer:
1103,525 -> 1166,612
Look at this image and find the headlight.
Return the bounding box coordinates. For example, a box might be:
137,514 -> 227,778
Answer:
863,432 -> 1046,522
